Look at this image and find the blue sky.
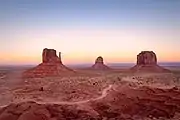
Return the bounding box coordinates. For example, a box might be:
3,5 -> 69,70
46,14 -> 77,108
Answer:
0,0 -> 180,64
1,0 -> 179,27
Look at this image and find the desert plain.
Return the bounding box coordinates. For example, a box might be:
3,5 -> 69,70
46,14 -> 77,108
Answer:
0,49 -> 180,120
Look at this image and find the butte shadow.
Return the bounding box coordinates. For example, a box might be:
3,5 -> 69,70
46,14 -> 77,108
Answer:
23,48 -> 75,78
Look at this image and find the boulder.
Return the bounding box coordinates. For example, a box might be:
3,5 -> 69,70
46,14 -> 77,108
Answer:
91,56 -> 110,70
131,51 -> 170,73
23,48 -> 74,78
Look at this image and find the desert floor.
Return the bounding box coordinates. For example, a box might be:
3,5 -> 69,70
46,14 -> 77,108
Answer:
0,66 -> 180,120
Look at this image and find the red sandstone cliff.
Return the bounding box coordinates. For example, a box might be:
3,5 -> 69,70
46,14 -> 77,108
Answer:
91,56 -> 110,70
131,51 -> 170,73
23,48 -> 74,78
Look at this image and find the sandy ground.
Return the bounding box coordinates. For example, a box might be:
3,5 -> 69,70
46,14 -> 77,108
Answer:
0,66 -> 180,119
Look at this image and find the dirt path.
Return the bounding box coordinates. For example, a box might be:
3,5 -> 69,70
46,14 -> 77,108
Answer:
39,84 -> 113,105
0,85 -> 113,107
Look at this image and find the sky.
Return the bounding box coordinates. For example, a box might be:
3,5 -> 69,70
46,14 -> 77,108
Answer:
0,0 -> 180,65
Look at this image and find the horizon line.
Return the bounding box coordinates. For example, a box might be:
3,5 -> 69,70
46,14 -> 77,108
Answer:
1,61 -> 180,66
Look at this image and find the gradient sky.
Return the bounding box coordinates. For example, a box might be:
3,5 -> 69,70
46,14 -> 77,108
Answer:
0,0 -> 180,65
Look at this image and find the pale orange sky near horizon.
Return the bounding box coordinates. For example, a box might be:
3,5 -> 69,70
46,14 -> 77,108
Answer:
0,50 -> 179,65
0,0 -> 179,65
0,28 -> 180,65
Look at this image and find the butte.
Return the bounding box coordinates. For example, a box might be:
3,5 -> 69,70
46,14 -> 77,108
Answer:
91,56 -> 111,70
130,51 -> 170,73
23,48 -> 74,78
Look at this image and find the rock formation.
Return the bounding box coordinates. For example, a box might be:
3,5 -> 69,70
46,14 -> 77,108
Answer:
136,51 -> 157,65
23,48 -> 74,78
91,56 -> 110,70
42,48 -> 62,63
131,51 -> 170,73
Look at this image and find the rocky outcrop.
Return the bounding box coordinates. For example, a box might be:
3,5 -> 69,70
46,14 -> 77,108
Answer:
0,86 -> 180,120
91,85 -> 180,119
136,51 -> 157,65
42,48 -> 62,64
0,101 -> 100,120
23,48 -> 74,78
91,56 -> 110,70
131,51 -> 170,73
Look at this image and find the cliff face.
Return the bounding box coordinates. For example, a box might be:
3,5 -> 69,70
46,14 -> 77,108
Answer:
23,48 -> 74,78
131,51 -> 170,73
136,51 -> 157,65
91,56 -> 110,70
42,48 -> 62,64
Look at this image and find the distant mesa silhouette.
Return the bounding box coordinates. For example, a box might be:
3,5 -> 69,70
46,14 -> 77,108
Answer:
23,48 -> 74,78
130,51 -> 170,73
91,56 -> 110,70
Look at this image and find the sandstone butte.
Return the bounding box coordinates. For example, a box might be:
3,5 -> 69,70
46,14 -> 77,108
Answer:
23,48 -> 74,78
91,56 -> 110,70
130,51 -> 170,73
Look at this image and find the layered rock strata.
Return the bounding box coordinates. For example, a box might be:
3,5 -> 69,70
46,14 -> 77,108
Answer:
131,51 -> 170,72
23,48 -> 74,78
91,56 -> 110,70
